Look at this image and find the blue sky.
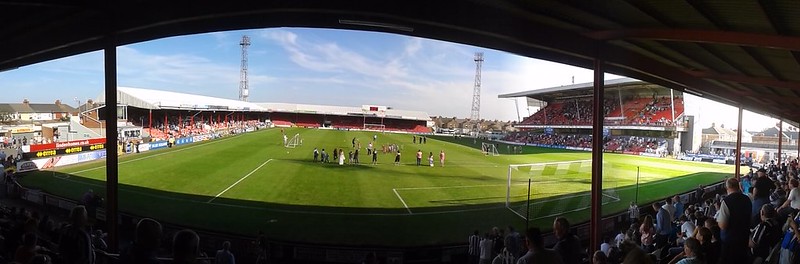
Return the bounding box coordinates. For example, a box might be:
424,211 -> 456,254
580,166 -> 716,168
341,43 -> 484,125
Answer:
0,28 -> 784,130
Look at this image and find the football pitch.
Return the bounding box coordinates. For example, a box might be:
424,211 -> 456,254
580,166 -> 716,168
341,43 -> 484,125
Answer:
18,128 -> 734,246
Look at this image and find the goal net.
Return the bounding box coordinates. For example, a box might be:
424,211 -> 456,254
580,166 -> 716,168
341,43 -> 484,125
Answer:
285,133 -> 302,148
481,143 -> 500,156
364,123 -> 386,132
506,160 -> 620,220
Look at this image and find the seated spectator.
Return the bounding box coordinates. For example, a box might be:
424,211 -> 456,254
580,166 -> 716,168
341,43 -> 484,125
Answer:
779,179 -> 800,217
618,241 -> 653,264
592,250 -> 608,264
552,217 -> 582,264
517,227 -> 563,264
29,254 -> 52,264
58,206 -> 94,264
120,218 -> 162,264
640,215 -> 656,252
696,227 -> 718,264
750,204 -> 781,263
14,233 -> 39,264
667,237 -> 704,264
172,229 -> 206,264
215,241 -> 235,264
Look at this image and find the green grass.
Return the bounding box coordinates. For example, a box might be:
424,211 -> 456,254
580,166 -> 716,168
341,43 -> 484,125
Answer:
17,128 -> 734,246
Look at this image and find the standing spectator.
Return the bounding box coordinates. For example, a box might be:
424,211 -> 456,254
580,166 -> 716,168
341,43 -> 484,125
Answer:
172,229 -> 204,264
628,202 -> 640,225
58,206 -> 94,264
479,233 -> 493,264
439,150 -> 446,167
753,168 -> 775,227
673,195 -> 684,221
371,149 -> 378,165
653,201 -> 673,249
505,226 -> 522,259
416,150 -> 422,166
428,152 -> 434,167
492,227 -> 505,258
394,150 -> 401,165
695,185 -> 705,203
552,217 -> 581,264
215,241 -> 235,264
663,198 -> 676,223
469,230 -> 480,264
120,218 -> 162,264
717,178 -> 752,264
313,148 -> 319,162
516,227 -> 563,264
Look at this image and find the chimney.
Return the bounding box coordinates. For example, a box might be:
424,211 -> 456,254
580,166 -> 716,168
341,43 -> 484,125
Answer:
55,99 -> 61,106
22,99 -> 29,104
87,99 -> 94,106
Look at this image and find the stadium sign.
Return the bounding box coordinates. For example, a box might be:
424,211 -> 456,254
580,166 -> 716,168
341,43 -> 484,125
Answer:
16,161 -> 39,173
23,143 -> 106,159
28,138 -> 105,152
149,140 -> 168,150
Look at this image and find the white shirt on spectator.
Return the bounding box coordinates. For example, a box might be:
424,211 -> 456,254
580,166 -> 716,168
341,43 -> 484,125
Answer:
614,232 -> 625,247
600,242 -> 612,257
681,221 -> 696,240
717,200 -> 730,225
480,238 -> 494,260
662,204 -> 676,222
788,188 -> 800,209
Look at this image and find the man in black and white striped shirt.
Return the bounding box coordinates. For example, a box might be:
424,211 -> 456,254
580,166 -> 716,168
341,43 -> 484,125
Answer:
469,230 -> 481,264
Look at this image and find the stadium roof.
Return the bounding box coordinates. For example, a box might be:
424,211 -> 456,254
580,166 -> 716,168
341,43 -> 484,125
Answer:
257,103 -> 430,121
99,87 -> 265,111
97,87 -> 431,120
498,78 -> 674,102
2,1 -> 800,126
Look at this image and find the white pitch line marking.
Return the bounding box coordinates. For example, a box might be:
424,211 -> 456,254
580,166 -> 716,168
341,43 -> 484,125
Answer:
207,159 -> 273,203
393,188 -> 413,214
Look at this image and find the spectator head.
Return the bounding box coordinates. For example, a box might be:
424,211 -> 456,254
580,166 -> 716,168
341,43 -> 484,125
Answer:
679,215 -> 688,223
791,179 -> 799,188
593,250 -> 608,264
684,237 -> 702,258
135,218 -> 162,250
651,202 -> 661,211
553,217 -> 570,239
473,230 -> 479,236
630,201 -> 635,207
761,204 -> 776,220
757,168 -> 766,176
696,227 -> 712,244
69,206 -> 88,227
22,232 -> 37,247
525,227 -> 544,250
673,195 -> 680,203
29,254 -> 51,264
222,241 -> 231,251
665,198 -> 672,205
726,178 -> 740,193
172,229 -> 200,262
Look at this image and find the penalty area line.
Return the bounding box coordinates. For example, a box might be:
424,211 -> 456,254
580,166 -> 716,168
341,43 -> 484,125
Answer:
393,188 -> 413,214
207,159 -> 273,203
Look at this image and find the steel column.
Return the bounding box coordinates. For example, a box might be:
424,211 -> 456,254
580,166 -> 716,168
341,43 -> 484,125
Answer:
735,107 -> 743,178
590,54 -> 604,251
103,37 -> 119,252
148,109 -> 152,129
779,120 -> 783,166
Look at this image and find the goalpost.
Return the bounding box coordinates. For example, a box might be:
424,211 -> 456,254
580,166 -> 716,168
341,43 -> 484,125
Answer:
481,143 -> 500,156
285,133 -> 302,148
505,160 -> 620,221
364,123 -> 386,132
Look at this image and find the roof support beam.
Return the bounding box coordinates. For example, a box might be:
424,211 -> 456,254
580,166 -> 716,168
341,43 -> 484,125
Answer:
687,70 -> 800,92
584,29 -> 800,51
